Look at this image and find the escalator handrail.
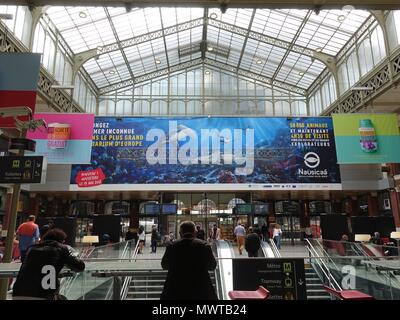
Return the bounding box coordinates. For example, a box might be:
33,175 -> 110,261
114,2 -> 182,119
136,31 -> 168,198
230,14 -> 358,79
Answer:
260,240 -> 274,258
305,239 -> 342,291
215,240 -> 234,300
311,239 -> 344,274
349,242 -> 399,286
120,240 -> 141,300
269,239 -> 281,257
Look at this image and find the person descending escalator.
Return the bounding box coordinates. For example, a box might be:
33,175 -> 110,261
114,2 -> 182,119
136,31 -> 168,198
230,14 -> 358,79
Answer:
245,227 -> 261,257
195,225 -> 206,241
234,222 -> 246,255
261,223 -> 269,241
272,224 -> 282,250
209,224 -> 221,242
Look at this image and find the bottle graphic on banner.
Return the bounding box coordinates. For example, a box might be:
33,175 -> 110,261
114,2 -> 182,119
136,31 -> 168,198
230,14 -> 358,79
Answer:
359,119 -> 378,153
47,123 -> 71,149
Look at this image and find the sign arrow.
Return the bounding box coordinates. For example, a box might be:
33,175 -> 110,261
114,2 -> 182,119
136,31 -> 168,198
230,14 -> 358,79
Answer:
298,279 -> 304,286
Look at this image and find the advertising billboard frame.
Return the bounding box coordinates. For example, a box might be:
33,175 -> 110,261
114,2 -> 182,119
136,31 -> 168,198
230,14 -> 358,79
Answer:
70,116 -> 342,191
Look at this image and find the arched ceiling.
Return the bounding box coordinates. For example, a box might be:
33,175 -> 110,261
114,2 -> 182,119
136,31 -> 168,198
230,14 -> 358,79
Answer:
43,6 -> 372,94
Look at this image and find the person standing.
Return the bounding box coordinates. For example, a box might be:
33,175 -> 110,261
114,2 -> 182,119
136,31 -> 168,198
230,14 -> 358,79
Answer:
273,224 -> 283,250
151,225 -> 159,253
40,220 -> 55,238
234,222 -> 246,255
138,225 -> 145,254
209,224 -> 221,242
245,227 -> 261,257
370,232 -> 383,245
16,215 -> 40,263
195,225 -> 206,241
12,228 -> 85,300
160,221 -> 217,300
261,222 -> 269,241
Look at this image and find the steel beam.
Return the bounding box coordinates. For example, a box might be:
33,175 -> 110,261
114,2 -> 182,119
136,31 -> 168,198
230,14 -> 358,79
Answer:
6,1 -> 400,10
99,58 -> 306,95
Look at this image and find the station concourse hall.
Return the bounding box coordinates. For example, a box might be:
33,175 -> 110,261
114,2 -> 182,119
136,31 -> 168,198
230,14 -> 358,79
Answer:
0,0 -> 400,305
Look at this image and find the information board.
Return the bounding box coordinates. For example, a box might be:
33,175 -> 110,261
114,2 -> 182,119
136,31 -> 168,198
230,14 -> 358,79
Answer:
254,203 -> 269,215
143,203 -> 160,215
235,204 -> 253,215
0,156 -> 45,184
161,204 -> 177,214
232,258 -> 307,300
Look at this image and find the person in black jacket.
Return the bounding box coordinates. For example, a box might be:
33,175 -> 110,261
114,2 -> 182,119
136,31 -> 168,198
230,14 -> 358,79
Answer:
195,225 -> 205,241
160,221 -> 217,300
245,227 -> 261,257
151,225 -> 160,253
40,220 -> 55,238
261,223 -> 269,241
12,228 -> 85,300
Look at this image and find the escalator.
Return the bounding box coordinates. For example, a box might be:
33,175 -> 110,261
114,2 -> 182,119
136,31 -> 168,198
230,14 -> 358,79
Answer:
269,238 -> 330,300
306,239 -> 400,300
213,239 -> 275,300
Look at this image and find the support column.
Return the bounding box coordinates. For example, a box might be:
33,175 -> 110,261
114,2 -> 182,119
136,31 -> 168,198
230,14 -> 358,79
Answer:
368,194 -> 379,217
344,198 -> 355,217
28,194 -> 40,217
388,163 -> 400,229
28,6 -> 49,51
389,191 -> 400,229
129,200 -> 140,229
2,189 -> 13,233
95,200 -> 105,214
299,200 -> 310,228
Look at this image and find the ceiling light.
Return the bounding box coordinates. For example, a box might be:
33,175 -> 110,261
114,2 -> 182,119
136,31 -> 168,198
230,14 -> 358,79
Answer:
342,5 -> 355,12
79,11 -> 87,18
337,15 -> 346,22
315,47 -> 322,53
109,70 -> 116,75
155,59 -> 161,64
256,60 -> 263,64
210,13 -> 218,19
207,46 -> 214,52
298,72 -> 305,76
205,70 -> 210,75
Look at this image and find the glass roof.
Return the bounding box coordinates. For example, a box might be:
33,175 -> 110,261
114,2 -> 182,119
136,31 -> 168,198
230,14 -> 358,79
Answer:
45,6 -> 372,93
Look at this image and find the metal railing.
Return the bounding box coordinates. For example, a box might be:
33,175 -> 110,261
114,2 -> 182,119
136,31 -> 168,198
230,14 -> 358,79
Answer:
305,239 -> 342,292
215,240 -> 234,300
269,239 -> 281,258
59,240 -> 136,299
120,240 -> 141,300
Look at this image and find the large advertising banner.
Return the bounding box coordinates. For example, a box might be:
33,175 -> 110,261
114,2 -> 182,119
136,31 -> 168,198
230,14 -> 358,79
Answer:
70,117 -> 341,190
332,114 -> 400,164
27,113 -> 95,164
0,53 -> 41,127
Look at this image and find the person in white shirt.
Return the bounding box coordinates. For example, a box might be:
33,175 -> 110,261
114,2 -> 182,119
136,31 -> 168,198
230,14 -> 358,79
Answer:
273,224 -> 282,250
209,224 -> 221,242
233,222 -> 246,255
138,226 -> 145,253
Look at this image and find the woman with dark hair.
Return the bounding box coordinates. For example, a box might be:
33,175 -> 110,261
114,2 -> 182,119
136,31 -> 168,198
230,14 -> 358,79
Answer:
12,228 -> 85,300
40,220 -> 55,239
138,225 -> 145,254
